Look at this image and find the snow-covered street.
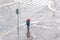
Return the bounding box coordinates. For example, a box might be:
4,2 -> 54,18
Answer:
0,0 -> 60,40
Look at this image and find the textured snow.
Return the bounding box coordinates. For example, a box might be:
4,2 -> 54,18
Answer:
0,0 -> 60,40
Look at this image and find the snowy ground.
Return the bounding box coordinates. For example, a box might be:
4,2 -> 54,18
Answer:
0,0 -> 60,40
1,23 -> 60,40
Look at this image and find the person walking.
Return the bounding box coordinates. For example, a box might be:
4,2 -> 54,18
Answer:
26,18 -> 31,32
26,18 -> 32,40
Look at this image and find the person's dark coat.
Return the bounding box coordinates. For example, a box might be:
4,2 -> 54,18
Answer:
26,19 -> 30,27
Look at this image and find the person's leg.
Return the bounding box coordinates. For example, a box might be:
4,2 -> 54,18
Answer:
27,26 -> 29,32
